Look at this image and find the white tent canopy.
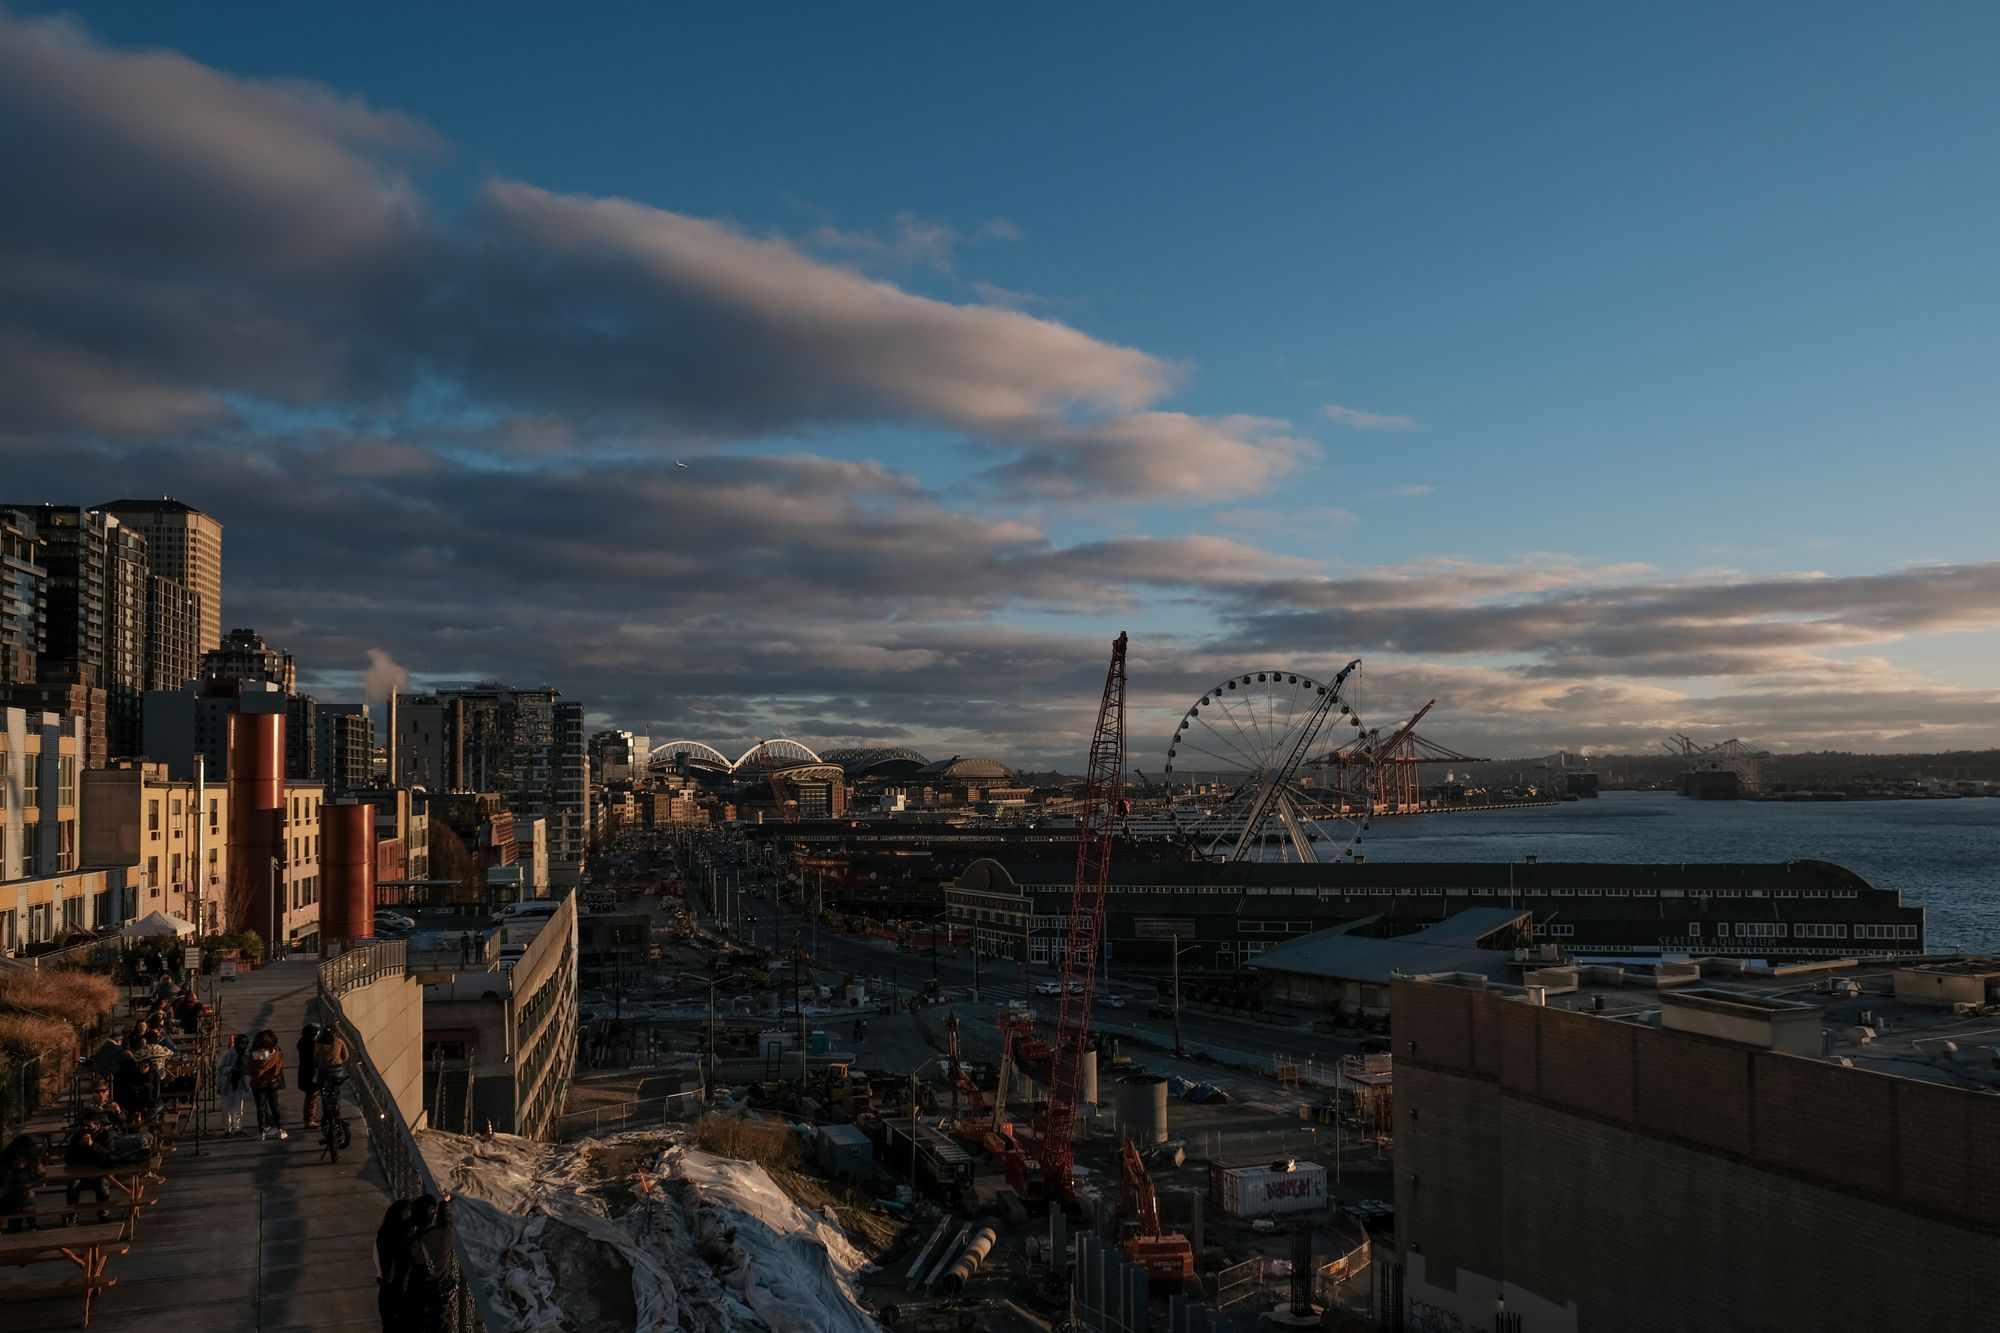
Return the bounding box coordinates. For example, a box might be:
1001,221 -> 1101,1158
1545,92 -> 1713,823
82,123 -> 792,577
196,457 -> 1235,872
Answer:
120,910 -> 196,939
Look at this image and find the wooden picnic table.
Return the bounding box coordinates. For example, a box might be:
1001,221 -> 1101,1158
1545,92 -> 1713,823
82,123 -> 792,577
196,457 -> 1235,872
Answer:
41,1159 -> 164,1233
0,1221 -> 129,1327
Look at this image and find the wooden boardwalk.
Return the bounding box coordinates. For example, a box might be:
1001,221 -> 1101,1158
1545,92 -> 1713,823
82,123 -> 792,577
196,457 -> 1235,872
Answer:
13,958 -> 395,1332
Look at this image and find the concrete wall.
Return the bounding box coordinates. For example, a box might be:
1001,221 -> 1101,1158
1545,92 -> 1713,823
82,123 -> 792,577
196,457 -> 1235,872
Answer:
336,970 -> 427,1127
1392,979 -> 2000,1332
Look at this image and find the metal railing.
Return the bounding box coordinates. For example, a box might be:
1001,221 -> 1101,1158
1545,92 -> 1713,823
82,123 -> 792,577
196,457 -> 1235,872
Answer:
0,934 -> 126,974
546,1090 -> 703,1142
321,938 -> 408,996
316,942 -> 499,1333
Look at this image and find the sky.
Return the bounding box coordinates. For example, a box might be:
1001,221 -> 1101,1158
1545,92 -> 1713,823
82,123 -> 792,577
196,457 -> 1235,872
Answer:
7,4 -> 2000,767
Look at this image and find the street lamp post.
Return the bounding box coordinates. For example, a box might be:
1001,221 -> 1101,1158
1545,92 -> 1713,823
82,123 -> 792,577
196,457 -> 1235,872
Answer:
269,856 -> 283,962
1170,934 -> 1200,1058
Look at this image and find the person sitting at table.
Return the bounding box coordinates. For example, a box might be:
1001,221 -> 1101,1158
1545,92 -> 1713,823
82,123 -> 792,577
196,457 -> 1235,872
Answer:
60,1117 -> 116,1226
84,1082 -> 132,1131
0,1133 -> 45,1232
110,1037 -> 152,1119
173,987 -> 205,1035
150,970 -> 177,1002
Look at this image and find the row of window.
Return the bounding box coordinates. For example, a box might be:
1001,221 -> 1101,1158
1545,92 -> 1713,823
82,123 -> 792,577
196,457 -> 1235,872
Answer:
1235,885 -> 1861,900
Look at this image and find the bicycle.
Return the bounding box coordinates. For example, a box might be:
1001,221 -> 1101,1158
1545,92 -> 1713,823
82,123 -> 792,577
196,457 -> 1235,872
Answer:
317,1068 -> 353,1162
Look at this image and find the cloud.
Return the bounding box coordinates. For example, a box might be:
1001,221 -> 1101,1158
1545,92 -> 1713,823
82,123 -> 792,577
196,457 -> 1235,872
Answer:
1215,505 -> 1359,536
1322,401 -> 1417,430
0,13 -> 1318,503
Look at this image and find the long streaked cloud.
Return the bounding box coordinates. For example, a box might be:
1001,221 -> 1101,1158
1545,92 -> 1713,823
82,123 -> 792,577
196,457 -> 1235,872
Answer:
6,14 -> 1995,764
1322,401 -> 1417,430
0,13 -> 1307,501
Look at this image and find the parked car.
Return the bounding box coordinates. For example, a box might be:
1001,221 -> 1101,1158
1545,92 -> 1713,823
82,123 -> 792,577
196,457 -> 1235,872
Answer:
1100,994 -> 1129,1009
1147,1004 -> 1175,1019
1035,981 -> 1064,995
1064,980 -> 1084,995
373,910 -> 416,933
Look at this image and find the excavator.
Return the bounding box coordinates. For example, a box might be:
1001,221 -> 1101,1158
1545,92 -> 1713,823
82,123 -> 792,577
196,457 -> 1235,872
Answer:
1116,1142 -> 1194,1286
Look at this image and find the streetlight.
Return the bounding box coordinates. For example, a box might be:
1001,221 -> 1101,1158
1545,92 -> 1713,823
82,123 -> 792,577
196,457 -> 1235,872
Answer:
678,969 -> 748,1100
903,1054 -> 947,1197
1169,934 -> 1200,1058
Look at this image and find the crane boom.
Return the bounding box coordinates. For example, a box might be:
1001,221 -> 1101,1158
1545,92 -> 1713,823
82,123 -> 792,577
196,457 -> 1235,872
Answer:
1041,631 -> 1128,1201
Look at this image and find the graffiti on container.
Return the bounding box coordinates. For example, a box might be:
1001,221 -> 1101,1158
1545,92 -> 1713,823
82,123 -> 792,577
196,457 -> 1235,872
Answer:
1407,1299 -> 1468,1333
1265,1175 -> 1322,1200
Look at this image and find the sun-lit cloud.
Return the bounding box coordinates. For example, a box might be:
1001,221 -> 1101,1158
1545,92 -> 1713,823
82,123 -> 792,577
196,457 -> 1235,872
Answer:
6,13 -> 1995,764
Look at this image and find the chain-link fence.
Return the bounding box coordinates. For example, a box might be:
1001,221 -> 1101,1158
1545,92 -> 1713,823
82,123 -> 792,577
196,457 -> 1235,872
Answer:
546,1090 -> 703,1142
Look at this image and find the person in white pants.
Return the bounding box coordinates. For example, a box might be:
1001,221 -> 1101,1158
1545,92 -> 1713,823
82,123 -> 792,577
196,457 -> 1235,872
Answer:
219,1033 -> 251,1135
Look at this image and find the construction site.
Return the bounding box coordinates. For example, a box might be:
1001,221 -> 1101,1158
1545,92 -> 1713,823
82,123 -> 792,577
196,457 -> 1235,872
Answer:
566,634 -> 1395,1331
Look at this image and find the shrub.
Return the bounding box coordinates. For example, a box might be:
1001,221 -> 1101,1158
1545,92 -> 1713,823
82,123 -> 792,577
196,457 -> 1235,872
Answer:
689,1113 -> 803,1170
0,970 -> 116,1033
0,1013 -> 79,1094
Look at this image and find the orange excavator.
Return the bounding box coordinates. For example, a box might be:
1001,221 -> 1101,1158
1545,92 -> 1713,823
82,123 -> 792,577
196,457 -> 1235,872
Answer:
993,1007 -> 1047,1202
1117,1142 -> 1194,1286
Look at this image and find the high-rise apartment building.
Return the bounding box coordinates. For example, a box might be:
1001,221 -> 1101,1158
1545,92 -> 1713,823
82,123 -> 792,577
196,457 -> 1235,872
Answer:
3,505 -> 156,758
201,627 -> 297,694
394,684 -> 591,885
144,574 -> 200,693
315,703 -> 374,790
99,498 -> 223,655
0,510 -> 44,687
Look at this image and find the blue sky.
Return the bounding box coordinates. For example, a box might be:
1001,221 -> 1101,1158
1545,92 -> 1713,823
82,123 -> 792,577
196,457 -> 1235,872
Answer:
8,5 -> 2000,761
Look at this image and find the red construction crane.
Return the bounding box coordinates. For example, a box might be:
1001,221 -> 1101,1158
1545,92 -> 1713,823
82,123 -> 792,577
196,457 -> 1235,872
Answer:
1040,630 -> 1128,1204
1117,1143 -> 1195,1284
755,738 -> 800,824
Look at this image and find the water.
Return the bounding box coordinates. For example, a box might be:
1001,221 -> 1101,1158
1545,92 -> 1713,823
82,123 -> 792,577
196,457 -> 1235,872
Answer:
1353,790 -> 2000,951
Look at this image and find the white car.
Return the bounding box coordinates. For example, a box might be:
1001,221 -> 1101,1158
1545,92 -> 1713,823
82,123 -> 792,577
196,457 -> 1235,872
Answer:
1101,994 -> 1129,1009
1065,980 -> 1085,995
1035,981 -> 1064,995
374,910 -> 416,932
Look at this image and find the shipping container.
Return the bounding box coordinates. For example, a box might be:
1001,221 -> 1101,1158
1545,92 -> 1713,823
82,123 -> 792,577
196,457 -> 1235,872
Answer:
1214,1159 -> 1328,1218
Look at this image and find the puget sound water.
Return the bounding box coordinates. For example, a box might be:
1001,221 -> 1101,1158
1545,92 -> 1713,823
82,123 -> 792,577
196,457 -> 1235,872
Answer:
1355,789 -> 2000,952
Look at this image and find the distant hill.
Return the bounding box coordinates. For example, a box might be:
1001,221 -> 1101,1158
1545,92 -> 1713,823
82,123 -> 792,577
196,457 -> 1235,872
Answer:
1451,750 -> 2000,787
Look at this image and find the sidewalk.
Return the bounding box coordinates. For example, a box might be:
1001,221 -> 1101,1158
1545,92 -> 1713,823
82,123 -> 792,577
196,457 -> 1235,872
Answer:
15,958 -> 395,1332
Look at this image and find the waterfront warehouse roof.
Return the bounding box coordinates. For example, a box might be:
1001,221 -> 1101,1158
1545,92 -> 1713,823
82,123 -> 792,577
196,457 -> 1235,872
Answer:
1246,909 -> 1533,987
915,755 -> 1013,782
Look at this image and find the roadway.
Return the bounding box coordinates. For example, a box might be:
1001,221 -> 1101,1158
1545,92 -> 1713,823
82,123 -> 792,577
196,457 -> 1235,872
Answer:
713,868 -> 1370,1068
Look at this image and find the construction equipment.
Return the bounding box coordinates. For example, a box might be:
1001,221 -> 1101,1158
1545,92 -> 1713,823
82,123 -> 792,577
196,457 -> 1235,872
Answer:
1325,699 -> 1489,813
1040,631 -> 1129,1205
756,737 -> 801,824
944,1015 -> 1014,1155
1117,1142 -> 1195,1285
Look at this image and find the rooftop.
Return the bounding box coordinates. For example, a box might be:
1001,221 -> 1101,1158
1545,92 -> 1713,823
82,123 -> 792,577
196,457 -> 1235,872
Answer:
1247,908 -> 1533,987
1452,953 -> 2000,1093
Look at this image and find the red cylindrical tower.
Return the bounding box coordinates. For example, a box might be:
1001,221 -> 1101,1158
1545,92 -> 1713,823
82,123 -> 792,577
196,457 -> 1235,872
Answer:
320,802 -> 377,953
226,711 -> 286,943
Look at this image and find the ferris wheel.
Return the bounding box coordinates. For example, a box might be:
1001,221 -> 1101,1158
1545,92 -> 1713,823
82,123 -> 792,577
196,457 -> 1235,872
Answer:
1162,660 -> 1371,863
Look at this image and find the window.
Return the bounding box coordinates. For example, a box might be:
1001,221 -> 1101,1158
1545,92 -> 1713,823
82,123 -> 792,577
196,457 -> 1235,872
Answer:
171,796 -> 182,819
1688,922 -> 1701,937
170,853 -> 183,887
1897,925 -> 1919,940
56,756 -> 76,808
0,909 -> 15,951
21,757 -> 38,806
1795,923 -> 1846,940
209,798 -> 219,832
148,799 -> 161,832
28,902 -> 52,944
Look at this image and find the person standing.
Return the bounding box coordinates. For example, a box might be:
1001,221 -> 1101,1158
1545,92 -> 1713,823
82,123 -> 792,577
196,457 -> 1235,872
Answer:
394,1194 -> 457,1332
374,1199 -> 416,1331
248,1029 -> 287,1141
218,1034 -> 250,1136
298,1023 -> 321,1129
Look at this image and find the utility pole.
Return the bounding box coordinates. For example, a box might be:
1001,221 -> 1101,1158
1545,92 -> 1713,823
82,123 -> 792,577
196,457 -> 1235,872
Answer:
1172,932 -> 1187,1058
795,933 -> 809,1093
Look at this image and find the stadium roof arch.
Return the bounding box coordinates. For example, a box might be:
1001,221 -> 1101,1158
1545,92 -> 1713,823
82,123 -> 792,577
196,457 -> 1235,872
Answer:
914,755 -> 1014,782
730,738 -> 823,772
649,740 -> 733,772
821,746 -> 931,779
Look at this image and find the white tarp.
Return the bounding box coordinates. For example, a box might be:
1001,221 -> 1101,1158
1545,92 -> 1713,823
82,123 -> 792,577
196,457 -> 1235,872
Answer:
120,910 -> 196,938
419,1129 -> 880,1332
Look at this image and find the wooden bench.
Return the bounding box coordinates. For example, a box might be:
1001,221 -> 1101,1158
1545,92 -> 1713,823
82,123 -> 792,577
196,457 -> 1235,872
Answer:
0,1221 -> 130,1327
